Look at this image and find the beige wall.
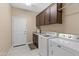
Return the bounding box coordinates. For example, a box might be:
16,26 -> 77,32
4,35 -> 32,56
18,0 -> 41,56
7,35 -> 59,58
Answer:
63,3 -> 79,35
41,3 -> 79,35
41,24 -> 64,33
0,3 -> 11,55
12,7 -> 37,43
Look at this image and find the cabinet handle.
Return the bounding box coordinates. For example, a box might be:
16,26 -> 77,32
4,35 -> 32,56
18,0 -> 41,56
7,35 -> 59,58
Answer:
57,45 -> 61,48
49,19 -> 50,22
51,50 -> 53,55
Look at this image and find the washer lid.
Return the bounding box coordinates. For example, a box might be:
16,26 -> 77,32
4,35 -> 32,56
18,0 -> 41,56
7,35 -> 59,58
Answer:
39,33 -> 57,39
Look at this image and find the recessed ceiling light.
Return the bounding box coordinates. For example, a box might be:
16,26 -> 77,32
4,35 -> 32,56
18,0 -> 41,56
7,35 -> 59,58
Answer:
25,2 -> 32,6
25,0 -> 32,6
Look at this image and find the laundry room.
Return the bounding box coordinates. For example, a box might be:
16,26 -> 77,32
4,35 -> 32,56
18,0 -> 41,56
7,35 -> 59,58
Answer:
0,0 -> 79,57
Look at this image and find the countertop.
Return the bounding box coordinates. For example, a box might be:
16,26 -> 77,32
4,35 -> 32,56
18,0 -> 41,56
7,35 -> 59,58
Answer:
33,32 -> 58,38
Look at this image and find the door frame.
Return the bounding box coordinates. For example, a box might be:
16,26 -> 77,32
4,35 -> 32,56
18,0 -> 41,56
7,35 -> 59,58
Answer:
11,16 -> 27,47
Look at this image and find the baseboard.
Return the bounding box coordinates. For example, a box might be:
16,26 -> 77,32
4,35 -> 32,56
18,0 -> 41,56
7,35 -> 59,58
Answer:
0,52 -> 8,56
0,49 -> 10,56
13,44 -> 26,47
11,41 -> 33,48
27,41 -> 33,45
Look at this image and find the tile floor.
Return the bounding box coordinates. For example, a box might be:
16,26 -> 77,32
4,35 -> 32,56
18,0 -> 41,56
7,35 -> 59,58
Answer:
7,45 -> 39,56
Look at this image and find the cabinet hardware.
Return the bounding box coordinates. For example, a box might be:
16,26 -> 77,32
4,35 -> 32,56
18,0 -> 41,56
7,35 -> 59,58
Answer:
51,50 -> 53,55
57,45 -> 61,48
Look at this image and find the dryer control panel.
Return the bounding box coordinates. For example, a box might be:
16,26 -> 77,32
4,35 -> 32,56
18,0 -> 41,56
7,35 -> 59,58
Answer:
58,33 -> 79,40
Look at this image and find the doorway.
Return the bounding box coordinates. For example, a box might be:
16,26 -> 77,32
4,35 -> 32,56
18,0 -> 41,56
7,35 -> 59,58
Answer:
12,16 -> 27,47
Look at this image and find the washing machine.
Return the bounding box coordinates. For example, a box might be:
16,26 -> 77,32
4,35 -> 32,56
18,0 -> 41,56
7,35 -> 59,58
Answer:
38,32 -> 58,56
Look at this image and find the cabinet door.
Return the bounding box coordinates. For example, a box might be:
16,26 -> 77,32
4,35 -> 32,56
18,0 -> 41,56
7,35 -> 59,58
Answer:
44,8 -> 50,25
33,34 -> 38,48
36,15 -> 40,26
49,42 -> 74,56
39,12 -> 45,26
53,45 -> 74,56
50,4 -> 57,24
57,3 -> 62,24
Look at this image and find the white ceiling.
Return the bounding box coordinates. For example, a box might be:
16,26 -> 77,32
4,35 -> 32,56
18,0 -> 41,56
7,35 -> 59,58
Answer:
11,3 -> 51,13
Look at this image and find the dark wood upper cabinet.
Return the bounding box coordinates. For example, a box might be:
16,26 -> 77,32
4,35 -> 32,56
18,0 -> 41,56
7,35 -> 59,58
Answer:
39,12 -> 45,26
57,3 -> 62,24
36,15 -> 40,26
49,4 -> 57,24
44,8 -> 50,25
36,3 -> 62,26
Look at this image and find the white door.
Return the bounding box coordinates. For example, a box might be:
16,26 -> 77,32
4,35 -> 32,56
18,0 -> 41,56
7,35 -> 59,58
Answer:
12,16 -> 27,46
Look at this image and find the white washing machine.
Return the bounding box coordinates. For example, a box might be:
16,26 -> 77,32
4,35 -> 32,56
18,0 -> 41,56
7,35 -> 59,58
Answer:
38,32 -> 58,56
48,33 -> 79,56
